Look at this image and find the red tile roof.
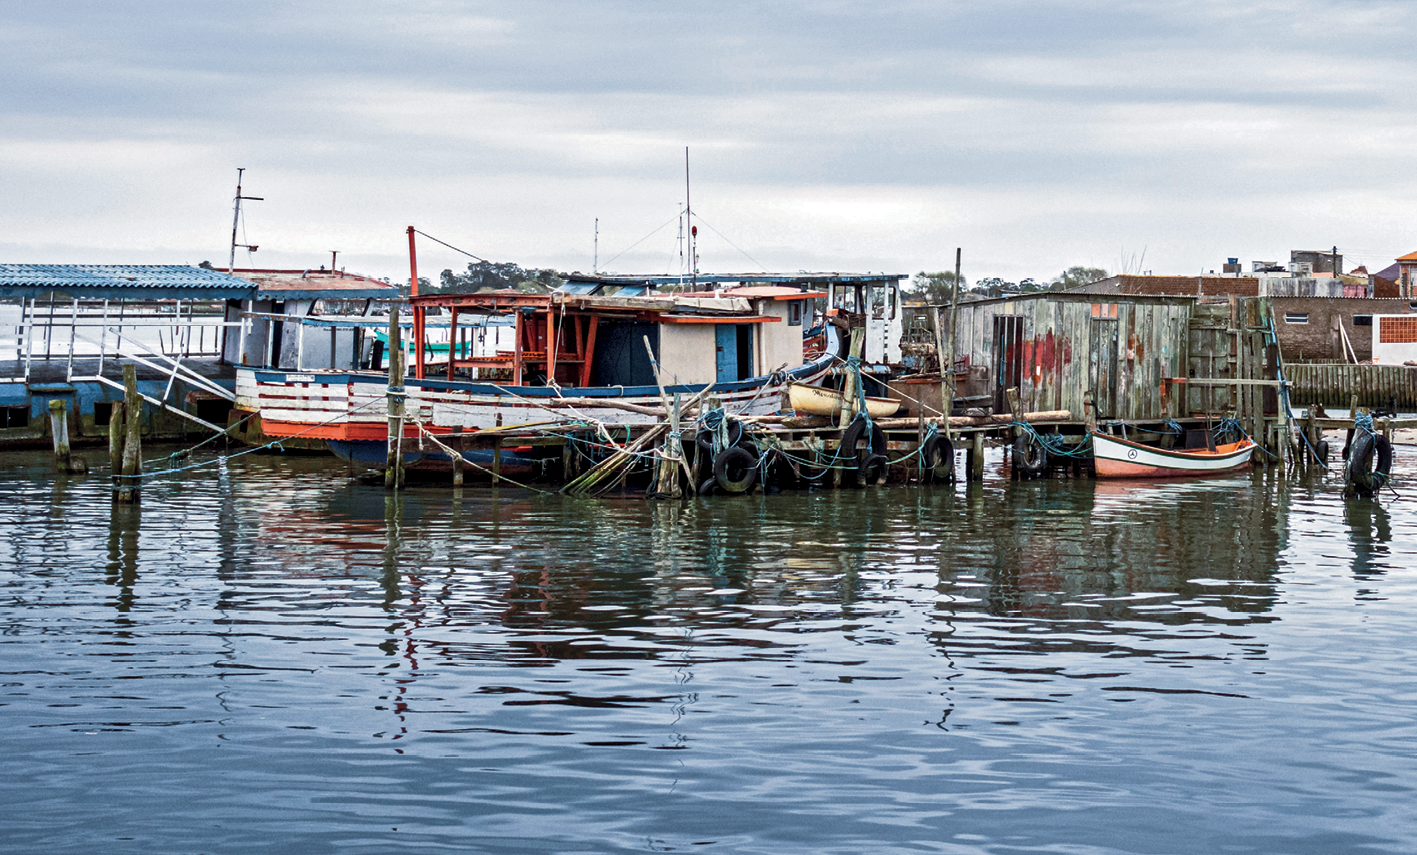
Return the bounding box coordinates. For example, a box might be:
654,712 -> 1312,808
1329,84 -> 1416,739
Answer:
1112,275 -> 1259,297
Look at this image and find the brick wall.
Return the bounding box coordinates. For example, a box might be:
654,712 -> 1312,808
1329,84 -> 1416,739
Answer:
1272,297 -> 1414,362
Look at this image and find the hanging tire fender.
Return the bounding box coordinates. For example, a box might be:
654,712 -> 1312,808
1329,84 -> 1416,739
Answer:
840,414 -> 886,458
920,434 -> 955,482
1012,433 -> 1047,475
713,446 -> 759,494
858,453 -> 888,487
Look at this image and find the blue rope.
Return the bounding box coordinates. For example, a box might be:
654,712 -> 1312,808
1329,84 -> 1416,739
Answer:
1012,421 -> 1093,458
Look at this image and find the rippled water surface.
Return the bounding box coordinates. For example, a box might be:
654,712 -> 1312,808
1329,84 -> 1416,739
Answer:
3,446 -> 1416,854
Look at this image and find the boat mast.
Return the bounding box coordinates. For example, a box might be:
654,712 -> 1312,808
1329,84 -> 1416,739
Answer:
593,218 -> 599,274
228,167 -> 263,274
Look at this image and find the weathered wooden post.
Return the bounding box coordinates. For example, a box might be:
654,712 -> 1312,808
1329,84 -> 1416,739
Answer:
492,437 -> 502,485
48,399 -> 73,472
108,400 -> 126,485
384,307 -> 405,490
118,364 -> 142,503
839,327 -> 866,428
451,426 -> 465,488
969,429 -> 985,481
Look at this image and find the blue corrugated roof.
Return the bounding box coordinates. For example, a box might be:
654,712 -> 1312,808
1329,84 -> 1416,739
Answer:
0,264 -> 256,299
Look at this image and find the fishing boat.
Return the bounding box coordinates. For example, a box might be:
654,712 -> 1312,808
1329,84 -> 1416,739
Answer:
1091,432 -> 1254,479
787,381 -> 900,419
233,274 -> 901,474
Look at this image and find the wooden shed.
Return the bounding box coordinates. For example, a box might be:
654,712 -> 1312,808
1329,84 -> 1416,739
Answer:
947,292 -> 1200,421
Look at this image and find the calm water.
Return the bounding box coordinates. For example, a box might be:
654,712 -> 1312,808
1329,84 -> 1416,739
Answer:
2,446 -> 1415,854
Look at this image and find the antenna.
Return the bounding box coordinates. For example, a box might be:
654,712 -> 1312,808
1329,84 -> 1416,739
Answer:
685,147 -> 696,286
227,167 -> 264,274
593,218 -> 598,274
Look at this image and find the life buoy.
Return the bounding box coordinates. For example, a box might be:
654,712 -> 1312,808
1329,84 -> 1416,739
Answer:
713,446 -> 759,494
1012,433 -> 1047,475
1346,433 -> 1393,497
920,434 -> 955,483
858,453 -> 888,487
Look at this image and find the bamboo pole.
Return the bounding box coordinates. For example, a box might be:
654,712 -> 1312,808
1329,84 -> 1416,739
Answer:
385,307 -> 405,490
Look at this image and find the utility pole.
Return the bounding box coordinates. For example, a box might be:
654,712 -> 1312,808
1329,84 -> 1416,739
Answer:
228,168 -> 263,274
1332,245 -> 1340,277
686,147 -> 696,287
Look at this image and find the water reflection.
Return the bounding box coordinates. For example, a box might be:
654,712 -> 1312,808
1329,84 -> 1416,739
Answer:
105,501 -> 140,614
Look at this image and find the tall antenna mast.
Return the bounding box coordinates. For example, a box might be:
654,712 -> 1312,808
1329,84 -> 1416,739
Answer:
228,167 -> 264,274
593,218 -> 599,274
685,147 -> 696,287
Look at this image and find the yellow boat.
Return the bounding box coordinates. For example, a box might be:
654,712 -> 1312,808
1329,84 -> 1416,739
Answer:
788,382 -> 901,418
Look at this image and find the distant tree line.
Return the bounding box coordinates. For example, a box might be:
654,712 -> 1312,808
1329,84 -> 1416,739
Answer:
908,265 -> 1109,302
436,261 -> 564,293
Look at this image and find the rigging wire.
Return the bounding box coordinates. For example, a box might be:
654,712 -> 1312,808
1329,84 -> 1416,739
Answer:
413,229 -> 487,263
690,213 -> 768,273
601,212 -> 681,270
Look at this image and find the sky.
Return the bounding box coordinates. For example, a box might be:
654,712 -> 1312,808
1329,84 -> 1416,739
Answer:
2,0 -> 1415,287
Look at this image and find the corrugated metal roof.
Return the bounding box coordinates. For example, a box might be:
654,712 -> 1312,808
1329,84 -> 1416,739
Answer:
0,264 -> 254,299
228,268 -> 400,300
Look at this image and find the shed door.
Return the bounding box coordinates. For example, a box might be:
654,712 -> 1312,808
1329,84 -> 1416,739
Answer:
716,325 -> 738,383
992,316 -> 1024,413
1090,317 -> 1119,418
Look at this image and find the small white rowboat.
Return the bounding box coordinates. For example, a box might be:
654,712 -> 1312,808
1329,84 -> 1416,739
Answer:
788,382 -> 901,419
1091,432 -> 1254,479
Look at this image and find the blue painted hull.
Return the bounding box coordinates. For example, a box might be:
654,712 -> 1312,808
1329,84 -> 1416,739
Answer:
327,439 -> 540,477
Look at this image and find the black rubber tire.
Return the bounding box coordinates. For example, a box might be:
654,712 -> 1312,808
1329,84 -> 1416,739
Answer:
1316,440 -> 1330,466
696,419 -> 744,453
921,434 -> 955,483
713,446 -> 759,494
1012,433 -> 1047,475
858,453 -> 888,487
840,414 -> 886,458
1347,433 -> 1393,497
697,477 -> 718,496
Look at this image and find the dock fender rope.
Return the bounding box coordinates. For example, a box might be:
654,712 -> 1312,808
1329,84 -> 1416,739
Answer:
713,446 -> 759,494
1012,433 -> 1047,475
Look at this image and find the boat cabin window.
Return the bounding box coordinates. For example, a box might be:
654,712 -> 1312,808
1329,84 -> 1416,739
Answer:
788,300 -> 804,326
1284,312 -> 1309,324
1352,314 -> 1373,327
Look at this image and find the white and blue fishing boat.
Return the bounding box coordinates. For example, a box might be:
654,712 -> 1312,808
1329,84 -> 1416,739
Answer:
233,274 -> 901,475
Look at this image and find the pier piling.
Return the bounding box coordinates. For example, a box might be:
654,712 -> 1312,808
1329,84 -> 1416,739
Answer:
48,399 -> 83,473
117,364 -> 142,503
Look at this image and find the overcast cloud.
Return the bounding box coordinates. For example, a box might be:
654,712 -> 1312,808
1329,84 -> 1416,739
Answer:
2,0 -> 1414,284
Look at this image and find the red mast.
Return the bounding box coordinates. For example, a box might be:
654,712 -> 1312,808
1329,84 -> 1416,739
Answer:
407,226 -> 425,379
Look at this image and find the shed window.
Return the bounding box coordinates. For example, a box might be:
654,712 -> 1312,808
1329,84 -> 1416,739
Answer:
1284,312 -> 1309,324
0,405 -> 27,429
1090,303 -> 1117,319
1353,314 -> 1373,327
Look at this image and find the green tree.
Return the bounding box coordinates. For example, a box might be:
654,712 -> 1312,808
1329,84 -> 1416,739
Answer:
438,261 -> 564,294
1050,266 -> 1109,291
909,270 -> 968,303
